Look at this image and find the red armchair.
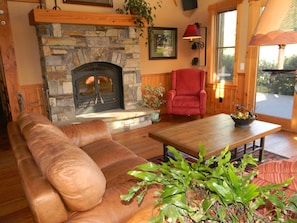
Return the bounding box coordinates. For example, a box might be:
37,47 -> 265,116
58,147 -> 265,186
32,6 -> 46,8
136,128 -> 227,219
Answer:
166,68 -> 207,116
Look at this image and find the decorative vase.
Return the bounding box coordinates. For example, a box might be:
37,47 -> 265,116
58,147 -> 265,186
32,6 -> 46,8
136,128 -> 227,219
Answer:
151,110 -> 160,122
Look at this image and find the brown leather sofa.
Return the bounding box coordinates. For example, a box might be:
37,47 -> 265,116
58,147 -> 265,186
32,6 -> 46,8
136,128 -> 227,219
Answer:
7,112 -> 157,223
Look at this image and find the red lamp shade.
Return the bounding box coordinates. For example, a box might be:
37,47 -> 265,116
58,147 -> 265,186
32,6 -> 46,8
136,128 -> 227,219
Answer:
183,24 -> 201,41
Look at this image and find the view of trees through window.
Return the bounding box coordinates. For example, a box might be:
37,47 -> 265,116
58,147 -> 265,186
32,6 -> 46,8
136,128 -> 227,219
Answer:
255,44 -> 297,119
257,50 -> 297,96
216,10 -> 237,82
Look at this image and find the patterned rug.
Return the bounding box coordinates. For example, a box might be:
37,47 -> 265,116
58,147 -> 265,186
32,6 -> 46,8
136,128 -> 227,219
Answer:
148,150 -> 287,165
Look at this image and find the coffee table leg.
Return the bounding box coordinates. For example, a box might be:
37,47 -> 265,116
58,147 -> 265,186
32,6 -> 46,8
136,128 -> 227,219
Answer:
259,137 -> 265,162
163,144 -> 169,162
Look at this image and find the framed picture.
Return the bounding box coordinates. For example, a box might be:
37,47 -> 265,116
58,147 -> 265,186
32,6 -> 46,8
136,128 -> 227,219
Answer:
63,0 -> 113,7
149,27 -> 177,60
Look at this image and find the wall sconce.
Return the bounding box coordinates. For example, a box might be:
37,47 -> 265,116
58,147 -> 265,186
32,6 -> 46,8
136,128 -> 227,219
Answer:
183,23 -> 205,65
183,23 -> 201,41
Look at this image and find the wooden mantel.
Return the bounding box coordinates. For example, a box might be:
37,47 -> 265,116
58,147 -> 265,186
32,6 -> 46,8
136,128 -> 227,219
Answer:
28,8 -> 136,26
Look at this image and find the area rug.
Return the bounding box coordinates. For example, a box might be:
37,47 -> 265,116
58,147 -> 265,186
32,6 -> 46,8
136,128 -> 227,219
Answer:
148,150 -> 287,165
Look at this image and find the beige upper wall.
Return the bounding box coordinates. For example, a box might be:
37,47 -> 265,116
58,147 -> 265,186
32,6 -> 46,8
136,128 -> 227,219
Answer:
7,0 -> 249,85
8,1 -> 43,85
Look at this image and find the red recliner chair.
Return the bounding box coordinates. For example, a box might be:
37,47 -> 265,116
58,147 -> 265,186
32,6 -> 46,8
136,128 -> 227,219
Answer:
166,68 -> 207,117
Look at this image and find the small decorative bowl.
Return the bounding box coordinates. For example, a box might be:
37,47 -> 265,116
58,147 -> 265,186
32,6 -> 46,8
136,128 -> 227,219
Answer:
230,114 -> 256,128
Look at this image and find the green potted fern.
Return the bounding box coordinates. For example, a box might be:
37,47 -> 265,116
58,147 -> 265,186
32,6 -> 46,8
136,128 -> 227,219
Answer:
121,145 -> 297,222
140,85 -> 166,122
116,0 -> 162,37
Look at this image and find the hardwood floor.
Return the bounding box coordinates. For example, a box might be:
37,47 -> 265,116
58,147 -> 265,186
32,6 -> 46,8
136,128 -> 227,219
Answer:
1,114 -> 297,222
0,121 -> 34,222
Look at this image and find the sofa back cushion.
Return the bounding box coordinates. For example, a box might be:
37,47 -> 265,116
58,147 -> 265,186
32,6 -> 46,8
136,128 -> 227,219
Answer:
23,114 -> 106,212
27,124 -> 107,211
59,120 -> 112,147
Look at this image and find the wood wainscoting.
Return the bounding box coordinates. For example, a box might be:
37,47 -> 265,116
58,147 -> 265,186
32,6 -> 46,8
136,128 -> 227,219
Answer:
141,72 -> 172,114
21,73 -> 296,131
18,72 -> 246,117
19,84 -> 47,116
141,71 -> 246,116
205,72 -> 246,114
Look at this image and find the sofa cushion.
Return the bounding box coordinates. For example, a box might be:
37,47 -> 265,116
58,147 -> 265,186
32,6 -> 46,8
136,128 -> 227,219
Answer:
101,156 -> 147,188
59,120 -> 112,147
27,123 -> 106,212
172,95 -> 200,108
81,139 -> 137,169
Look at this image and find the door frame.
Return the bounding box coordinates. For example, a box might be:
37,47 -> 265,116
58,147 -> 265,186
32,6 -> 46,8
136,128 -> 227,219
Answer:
0,0 -> 20,121
246,0 -> 297,131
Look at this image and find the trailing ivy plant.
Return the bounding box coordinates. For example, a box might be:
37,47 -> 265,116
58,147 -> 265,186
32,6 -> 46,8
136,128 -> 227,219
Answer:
116,0 -> 162,37
121,144 -> 297,222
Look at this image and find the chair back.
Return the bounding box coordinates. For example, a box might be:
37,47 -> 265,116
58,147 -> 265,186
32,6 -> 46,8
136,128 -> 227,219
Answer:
172,68 -> 206,96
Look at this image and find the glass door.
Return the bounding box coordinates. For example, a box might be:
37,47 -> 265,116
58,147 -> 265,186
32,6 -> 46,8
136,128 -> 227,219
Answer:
255,44 -> 297,119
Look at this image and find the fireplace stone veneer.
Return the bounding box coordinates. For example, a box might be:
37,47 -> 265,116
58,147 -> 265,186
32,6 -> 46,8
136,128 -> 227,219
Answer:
34,23 -> 142,123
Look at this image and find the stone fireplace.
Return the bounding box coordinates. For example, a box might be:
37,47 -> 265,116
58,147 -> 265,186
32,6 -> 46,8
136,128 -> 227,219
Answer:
34,22 -> 142,123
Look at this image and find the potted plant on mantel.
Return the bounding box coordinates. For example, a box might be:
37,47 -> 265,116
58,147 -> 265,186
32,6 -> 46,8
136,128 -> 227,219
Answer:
121,145 -> 297,222
140,85 -> 166,122
116,0 -> 162,37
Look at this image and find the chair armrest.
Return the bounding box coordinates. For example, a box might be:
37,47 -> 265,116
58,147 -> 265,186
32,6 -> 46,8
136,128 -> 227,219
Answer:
166,90 -> 176,114
166,90 -> 176,99
199,89 -> 207,114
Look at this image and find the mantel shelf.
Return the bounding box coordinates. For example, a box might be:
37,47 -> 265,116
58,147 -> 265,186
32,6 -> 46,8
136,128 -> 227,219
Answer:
28,8 -> 137,27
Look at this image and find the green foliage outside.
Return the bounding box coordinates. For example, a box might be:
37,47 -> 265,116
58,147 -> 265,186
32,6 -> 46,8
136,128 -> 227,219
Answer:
221,54 -> 297,95
257,55 -> 297,96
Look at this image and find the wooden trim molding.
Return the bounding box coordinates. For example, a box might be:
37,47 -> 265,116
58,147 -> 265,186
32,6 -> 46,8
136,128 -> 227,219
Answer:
29,9 -> 137,26
8,0 -> 39,3
0,0 -> 20,121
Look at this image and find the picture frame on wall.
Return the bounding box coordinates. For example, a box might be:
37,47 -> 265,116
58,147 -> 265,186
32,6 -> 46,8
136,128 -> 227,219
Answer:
63,0 -> 113,7
148,27 -> 177,60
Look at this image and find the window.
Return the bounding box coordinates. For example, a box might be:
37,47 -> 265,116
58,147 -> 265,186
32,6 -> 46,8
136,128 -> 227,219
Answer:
216,10 -> 237,82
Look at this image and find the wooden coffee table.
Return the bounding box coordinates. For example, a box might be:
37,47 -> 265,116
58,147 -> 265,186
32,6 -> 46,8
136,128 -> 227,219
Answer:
149,114 -> 282,162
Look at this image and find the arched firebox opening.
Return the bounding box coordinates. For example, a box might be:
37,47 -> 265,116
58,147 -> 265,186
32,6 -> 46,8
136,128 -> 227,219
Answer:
72,62 -> 124,115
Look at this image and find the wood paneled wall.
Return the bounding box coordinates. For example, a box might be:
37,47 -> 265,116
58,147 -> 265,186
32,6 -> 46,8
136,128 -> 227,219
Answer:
19,84 -> 47,115
142,72 -> 246,115
205,73 -> 246,114
141,72 -> 172,91
141,72 -> 172,114
20,72 -> 246,117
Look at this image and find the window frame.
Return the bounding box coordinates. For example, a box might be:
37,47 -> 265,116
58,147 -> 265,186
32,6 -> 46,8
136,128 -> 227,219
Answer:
216,9 -> 237,82
208,0 -> 242,85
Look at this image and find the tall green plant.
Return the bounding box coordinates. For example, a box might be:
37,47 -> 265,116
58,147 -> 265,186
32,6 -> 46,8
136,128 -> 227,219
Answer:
121,145 -> 297,222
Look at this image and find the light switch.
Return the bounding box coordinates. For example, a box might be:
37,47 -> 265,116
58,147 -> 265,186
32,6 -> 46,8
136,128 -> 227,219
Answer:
240,63 -> 245,71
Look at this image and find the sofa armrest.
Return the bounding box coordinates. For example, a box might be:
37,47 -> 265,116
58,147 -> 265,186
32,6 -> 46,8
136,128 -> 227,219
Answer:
19,158 -> 68,223
59,119 -> 112,147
